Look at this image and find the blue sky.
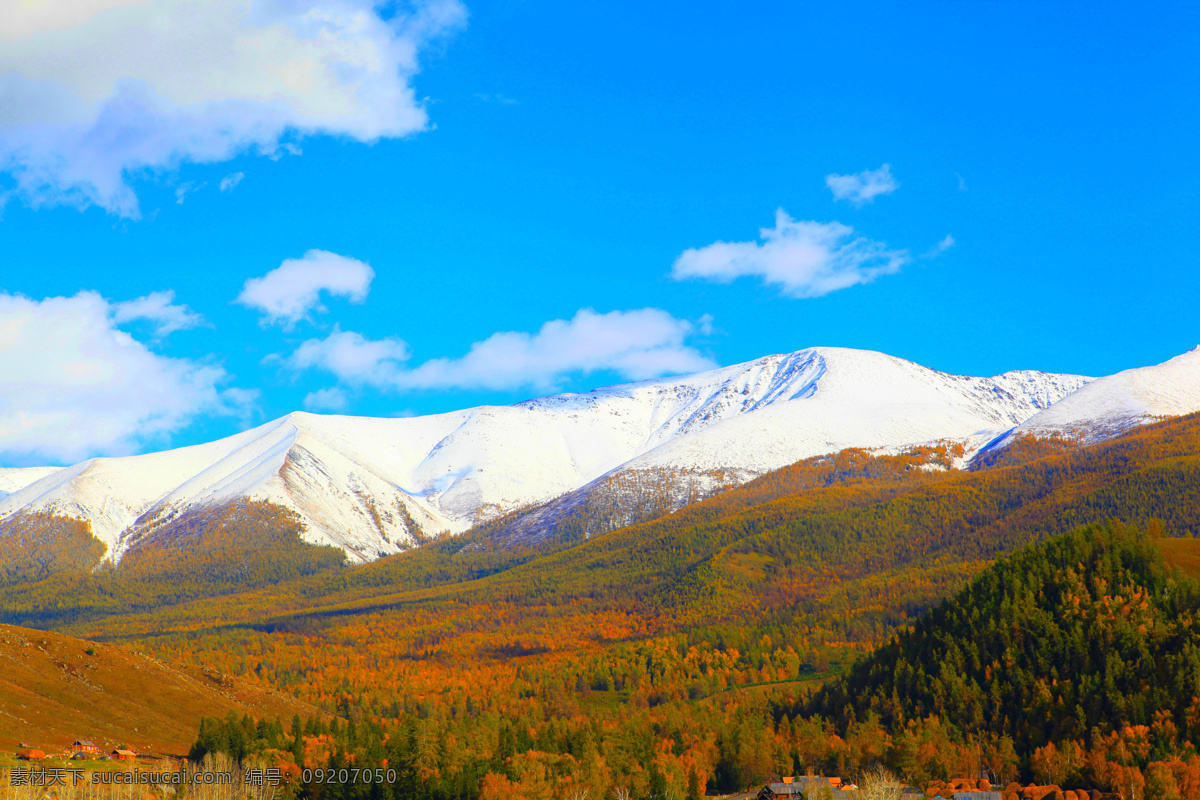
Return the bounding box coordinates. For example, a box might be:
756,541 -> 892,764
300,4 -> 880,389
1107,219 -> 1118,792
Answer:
0,0 -> 1197,464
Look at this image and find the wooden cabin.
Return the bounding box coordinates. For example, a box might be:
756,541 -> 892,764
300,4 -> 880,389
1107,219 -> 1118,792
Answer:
112,749 -> 137,761
73,739 -> 100,754
758,782 -> 805,800
759,777 -> 847,799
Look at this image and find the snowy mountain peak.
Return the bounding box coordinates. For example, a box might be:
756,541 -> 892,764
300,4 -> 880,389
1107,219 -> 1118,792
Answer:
0,346 -> 1099,562
1001,347 -> 1200,445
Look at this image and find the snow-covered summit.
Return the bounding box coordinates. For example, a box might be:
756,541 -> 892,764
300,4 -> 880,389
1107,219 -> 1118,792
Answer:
625,348 -> 1090,474
0,346 -> 1092,561
999,346 -> 1200,445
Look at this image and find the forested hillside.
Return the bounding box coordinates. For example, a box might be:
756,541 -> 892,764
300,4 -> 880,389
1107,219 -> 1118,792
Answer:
180,522 -> 1200,798
3,414 -> 1200,796
0,501 -> 346,625
806,520 -> 1200,796
0,512 -> 106,585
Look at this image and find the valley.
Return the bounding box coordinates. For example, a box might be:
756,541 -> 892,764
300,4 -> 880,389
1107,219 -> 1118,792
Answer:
1,347 -> 1199,798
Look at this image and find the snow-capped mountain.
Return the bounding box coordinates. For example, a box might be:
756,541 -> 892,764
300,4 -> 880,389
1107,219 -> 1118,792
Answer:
0,467 -> 61,499
0,346 -> 1092,562
995,346 -> 1200,446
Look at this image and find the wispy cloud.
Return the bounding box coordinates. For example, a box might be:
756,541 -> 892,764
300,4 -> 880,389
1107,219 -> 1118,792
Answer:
0,0 -> 467,217
267,144 -> 303,162
174,181 -> 205,204
924,234 -> 956,258
474,93 -> 519,105
303,387 -> 350,413
237,250 -> 375,328
671,209 -> 908,298
283,308 -> 716,393
219,172 -> 244,192
826,164 -> 898,205
112,289 -> 206,337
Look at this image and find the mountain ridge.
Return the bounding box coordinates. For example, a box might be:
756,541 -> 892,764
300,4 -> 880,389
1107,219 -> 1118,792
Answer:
0,345 -> 1100,561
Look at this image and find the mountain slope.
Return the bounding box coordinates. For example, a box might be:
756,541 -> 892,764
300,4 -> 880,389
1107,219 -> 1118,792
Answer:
996,346 -> 1200,446
0,622 -> 318,753
0,346 -> 1089,561
10,413 -> 1200,800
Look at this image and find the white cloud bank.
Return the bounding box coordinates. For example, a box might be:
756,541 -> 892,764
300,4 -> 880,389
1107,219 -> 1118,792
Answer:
826,164 -> 898,205
671,209 -> 909,298
0,0 -> 467,217
0,291 -> 252,463
287,308 -> 716,392
238,250 -> 375,326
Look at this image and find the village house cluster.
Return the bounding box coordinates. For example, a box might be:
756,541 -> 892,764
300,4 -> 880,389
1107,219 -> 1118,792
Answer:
14,740 -> 138,763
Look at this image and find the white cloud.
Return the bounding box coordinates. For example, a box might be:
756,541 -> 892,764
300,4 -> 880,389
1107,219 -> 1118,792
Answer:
825,164 -> 898,205
0,291 -> 253,463
671,209 -> 909,298
111,289 -> 206,337
303,386 -> 349,412
237,250 -> 375,327
289,326 -> 410,381
283,308 -> 716,392
0,0 -> 467,217
219,172 -> 244,192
